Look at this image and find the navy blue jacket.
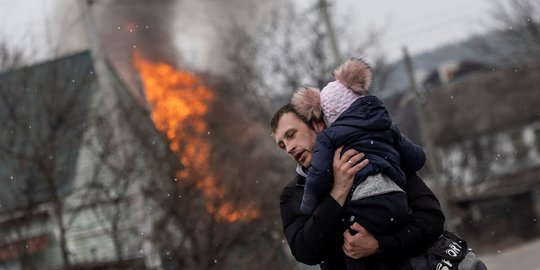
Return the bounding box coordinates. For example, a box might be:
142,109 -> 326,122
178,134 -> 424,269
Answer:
300,95 -> 426,214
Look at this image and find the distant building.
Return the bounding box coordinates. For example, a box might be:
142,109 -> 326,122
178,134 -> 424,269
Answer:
384,61 -> 540,251
422,60 -> 494,89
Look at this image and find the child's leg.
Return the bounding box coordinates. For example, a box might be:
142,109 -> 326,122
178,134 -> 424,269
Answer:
347,191 -> 410,234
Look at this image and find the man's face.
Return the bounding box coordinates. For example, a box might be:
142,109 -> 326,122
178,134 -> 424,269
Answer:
273,112 -> 322,168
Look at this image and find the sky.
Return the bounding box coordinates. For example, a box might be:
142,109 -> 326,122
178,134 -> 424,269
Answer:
0,0 -> 506,67
330,0 -> 499,60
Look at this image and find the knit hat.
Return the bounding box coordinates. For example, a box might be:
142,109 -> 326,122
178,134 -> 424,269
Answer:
291,58 -> 372,126
291,87 -> 323,122
321,58 -> 372,125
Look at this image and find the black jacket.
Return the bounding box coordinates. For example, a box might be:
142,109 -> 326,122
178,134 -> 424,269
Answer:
280,173 -> 444,270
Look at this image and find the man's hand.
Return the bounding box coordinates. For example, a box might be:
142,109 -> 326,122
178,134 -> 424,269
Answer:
343,222 -> 380,259
330,147 -> 368,206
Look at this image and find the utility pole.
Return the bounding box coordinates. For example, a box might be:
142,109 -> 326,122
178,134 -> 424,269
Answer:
318,0 -> 341,66
402,46 -> 454,231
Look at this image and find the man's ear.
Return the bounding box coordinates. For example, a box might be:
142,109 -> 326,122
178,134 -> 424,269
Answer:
311,119 -> 325,132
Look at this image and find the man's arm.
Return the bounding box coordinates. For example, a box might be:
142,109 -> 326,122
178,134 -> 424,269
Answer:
280,182 -> 346,265
376,173 -> 445,260
280,149 -> 367,265
343,173 -> 445,261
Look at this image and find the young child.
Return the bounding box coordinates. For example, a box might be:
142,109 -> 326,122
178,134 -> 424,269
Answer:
291,58 -> 426,270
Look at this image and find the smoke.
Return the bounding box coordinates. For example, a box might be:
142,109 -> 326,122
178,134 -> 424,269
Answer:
74,0 -> 267,96
93,0 -> 177,63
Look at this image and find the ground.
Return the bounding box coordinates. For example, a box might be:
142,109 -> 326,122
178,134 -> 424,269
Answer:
481,237 -> 540,270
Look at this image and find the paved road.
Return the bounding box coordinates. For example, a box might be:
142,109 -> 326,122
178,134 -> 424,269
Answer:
481,238 -> 540,270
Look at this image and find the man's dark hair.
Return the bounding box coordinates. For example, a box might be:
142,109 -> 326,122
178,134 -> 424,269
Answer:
270,103 -> 312,133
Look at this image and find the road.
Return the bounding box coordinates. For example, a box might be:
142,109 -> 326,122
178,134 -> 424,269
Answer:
481,238 -> 540,270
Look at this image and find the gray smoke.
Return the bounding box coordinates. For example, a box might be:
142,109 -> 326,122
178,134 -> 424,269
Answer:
50,0 -> 272,98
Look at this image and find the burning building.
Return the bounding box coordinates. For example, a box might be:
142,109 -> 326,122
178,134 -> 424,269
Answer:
0,0 -> 299,268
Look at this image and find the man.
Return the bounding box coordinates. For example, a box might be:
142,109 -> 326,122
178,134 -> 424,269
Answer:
271,104 -> 445,269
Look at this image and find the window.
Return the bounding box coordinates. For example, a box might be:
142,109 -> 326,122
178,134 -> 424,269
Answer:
535,128 -> 540,155
510,130 -> 528,160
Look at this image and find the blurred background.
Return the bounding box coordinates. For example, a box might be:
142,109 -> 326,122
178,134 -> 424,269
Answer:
0,0 -> 539,269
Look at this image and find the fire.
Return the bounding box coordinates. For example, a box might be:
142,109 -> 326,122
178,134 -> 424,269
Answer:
133,52 -> 259,222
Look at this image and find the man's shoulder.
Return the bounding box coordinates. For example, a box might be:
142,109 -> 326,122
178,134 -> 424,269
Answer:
282,175 -> 304,190
280,175 -> 305,198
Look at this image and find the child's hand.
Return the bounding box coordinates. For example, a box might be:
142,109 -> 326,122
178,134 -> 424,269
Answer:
330,147 -> 368,206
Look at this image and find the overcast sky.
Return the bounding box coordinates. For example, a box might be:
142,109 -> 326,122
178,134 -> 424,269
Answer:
329,0 -> 501,60
0,0 -> 506,66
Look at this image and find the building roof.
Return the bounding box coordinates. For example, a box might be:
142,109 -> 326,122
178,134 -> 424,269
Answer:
425,65 -> 540,146
0,51 -> 96,214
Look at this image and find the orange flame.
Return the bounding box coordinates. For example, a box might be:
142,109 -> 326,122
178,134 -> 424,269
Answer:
133,52 -> 259,222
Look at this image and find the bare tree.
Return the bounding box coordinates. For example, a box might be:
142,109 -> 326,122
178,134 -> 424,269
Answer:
0,49 -> 94,268
222,2 -> 390,123
133,74 -> 292,269
471,0 -> 540,64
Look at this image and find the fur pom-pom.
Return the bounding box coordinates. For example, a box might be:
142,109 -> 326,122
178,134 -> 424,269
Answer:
291,87 -> 323,122
333,58 -> 372,95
